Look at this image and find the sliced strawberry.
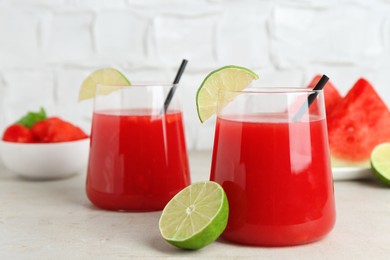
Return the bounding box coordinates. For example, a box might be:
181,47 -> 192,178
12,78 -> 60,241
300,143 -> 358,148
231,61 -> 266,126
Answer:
71,126 -> 88,140
31,117 -> 63,142
47,121 -> 87,142
31,120 -> 49,142
32,117 -> 88,143
2,124 -> 34,143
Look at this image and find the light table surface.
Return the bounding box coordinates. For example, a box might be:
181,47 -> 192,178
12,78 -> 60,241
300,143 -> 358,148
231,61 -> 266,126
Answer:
1,150 -> 390,259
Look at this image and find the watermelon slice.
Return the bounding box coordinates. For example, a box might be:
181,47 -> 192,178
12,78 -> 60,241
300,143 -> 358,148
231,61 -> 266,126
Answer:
328,78 -> 390,167
307,75 -> 342,117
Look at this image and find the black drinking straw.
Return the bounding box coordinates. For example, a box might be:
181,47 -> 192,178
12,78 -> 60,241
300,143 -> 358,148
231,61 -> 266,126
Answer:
292,74 -> 329,121
161,59 -> 188,114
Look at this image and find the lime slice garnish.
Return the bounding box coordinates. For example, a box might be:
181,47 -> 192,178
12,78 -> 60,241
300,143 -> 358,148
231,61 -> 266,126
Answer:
371,142 -> 390,186
78,68 -> 131,101
196,65 -> 259,122
159,181 -> 229,250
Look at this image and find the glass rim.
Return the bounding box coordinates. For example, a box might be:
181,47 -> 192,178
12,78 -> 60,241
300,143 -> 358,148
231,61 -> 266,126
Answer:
223,87 -> 323,94
96,82 -> 176,88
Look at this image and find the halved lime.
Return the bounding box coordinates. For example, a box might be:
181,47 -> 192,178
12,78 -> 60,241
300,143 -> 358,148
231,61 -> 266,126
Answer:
159,181 -> 229,250
371,142 -> 390,186
196,65 -> 259,122
78,68 -> 131,101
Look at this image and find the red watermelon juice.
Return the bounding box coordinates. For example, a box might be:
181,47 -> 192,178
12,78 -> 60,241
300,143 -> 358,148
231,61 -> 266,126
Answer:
86,109 -> 190,211
210,113 -> 335,246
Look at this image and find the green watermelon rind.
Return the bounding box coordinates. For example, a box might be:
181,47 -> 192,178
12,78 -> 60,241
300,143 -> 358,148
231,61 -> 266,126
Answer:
331,156 -> 370,168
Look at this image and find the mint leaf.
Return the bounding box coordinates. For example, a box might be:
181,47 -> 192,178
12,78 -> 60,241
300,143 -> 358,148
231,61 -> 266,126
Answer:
16,107 -> 47,128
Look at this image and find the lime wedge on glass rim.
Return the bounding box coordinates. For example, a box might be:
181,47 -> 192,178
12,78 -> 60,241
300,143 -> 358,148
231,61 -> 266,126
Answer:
196,65 -> 259,122
159,181 -> 229,250
371,142 -> 390,186
78,68 -> 131,101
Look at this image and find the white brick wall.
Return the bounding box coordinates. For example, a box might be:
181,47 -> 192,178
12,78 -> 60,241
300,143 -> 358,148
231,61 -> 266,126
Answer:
1,0 -> 390,150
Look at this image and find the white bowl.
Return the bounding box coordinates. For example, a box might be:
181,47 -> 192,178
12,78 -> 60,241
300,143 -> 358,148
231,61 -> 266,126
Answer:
0,138 -> 90,180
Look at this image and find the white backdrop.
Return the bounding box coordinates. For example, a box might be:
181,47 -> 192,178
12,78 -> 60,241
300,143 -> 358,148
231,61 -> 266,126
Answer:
0,0 -> 389,150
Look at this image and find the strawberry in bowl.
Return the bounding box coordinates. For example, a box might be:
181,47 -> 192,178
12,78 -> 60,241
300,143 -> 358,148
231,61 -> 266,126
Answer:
0,108 -> 89,180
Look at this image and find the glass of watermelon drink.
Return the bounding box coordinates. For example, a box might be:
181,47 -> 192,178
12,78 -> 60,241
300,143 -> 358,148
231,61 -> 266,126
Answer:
210,87 -> 336,246
86,84 -> 191,211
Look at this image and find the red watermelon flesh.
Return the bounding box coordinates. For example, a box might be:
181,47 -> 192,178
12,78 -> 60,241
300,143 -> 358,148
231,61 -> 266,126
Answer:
327,78 -> 390,166
307,75 -> 342,117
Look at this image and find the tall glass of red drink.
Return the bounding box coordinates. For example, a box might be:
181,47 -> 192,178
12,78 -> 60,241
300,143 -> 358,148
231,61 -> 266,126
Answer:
86,84 -> 191,211
210,87 -> 336,246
